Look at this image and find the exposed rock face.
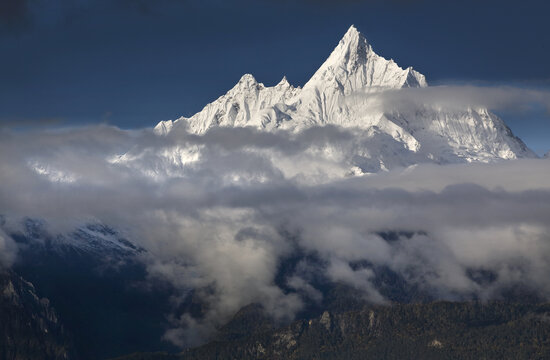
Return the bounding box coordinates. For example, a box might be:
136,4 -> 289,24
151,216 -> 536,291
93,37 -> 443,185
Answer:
0,270 -> 74,360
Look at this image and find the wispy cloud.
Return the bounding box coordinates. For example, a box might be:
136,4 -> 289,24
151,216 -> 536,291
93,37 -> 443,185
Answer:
352,85 -> 550,114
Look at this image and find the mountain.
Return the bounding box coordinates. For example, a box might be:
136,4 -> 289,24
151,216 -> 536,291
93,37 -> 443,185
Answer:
0,219 -> 180,359
10,219 -> 144,260
0,269 -> 74,360
153,25 -> 534,172
3,25 -> 544,360
112,302 -> 550,360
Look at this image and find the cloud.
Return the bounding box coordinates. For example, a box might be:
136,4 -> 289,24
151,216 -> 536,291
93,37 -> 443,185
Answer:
0,123 -> 550,346
0,116 -> 65,129
354,85 -> 550,115
0,227 -> 17,268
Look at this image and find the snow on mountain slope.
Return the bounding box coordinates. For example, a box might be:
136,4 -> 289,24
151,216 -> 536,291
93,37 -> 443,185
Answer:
291,25 -> 426,129
304,25 -> 427,91
4,218 -> 143,260
155,74 -> 300,135
156,25 -> 426,135
382,107 -> 533,163
145,25 -> 535,175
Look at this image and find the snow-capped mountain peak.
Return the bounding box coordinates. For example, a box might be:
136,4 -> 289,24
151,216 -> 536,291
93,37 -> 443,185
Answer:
304,25 -> 427,92
170,71 -> 299,134
275,76 -> 291,88
145,25 -> 535,175
313,24 -> 374,76
161,26 -> 432,135
230,74 -> 262,93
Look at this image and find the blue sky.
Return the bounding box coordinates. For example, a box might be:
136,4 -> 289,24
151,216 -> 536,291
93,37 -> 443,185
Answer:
1,0 -> 549,153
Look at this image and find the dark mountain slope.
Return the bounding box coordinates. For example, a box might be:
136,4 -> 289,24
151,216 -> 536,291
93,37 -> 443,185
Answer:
0,270 -> 74,360
112,301 -> 550,360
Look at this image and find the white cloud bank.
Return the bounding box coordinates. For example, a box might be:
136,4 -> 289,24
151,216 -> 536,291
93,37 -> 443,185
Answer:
0,104 -> 549,346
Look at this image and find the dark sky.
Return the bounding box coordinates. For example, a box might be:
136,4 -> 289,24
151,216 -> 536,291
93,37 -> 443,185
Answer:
1,0 -> 549,153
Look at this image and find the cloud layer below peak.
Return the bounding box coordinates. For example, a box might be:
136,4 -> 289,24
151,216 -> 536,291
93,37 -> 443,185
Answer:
1,124 -> 550,346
